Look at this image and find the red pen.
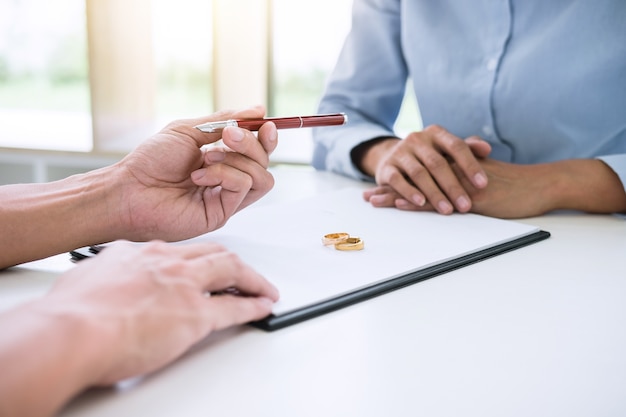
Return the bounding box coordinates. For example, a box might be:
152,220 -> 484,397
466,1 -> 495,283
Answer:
194,113 -> 348,133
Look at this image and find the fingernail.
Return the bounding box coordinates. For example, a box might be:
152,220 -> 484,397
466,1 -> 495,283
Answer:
438,200 -> 453,214
205,151 -> 225,162
456,196 -> 471,212
412,194 -> 425,206
474,173 -> 488,188
225,126 -> 244,142
268,124 -> 278,141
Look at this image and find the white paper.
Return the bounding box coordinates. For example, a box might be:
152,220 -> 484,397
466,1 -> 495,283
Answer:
186,188 -> 539,315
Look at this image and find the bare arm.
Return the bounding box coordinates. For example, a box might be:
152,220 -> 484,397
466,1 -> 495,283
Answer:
0,107 -> 282,416
0,168 -> 120,268
0,241 -> 279,417
0,107 -> 278,269
451,158 -> 626,218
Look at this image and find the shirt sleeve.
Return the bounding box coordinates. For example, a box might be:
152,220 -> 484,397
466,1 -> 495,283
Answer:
311,0 -> 406,181
598,154 -> 626,196
601,153 -> 626,220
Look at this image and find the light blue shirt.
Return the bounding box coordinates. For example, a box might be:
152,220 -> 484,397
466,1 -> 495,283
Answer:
312,0 -> 626,196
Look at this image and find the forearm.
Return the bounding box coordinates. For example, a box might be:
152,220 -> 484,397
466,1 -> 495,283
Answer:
544,159 -> 626,214
0,301 -> 111,417
0,166 -> 122,269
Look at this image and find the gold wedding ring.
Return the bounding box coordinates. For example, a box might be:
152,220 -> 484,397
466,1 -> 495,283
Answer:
322,232 -> 350,246
334,237 -> 364,251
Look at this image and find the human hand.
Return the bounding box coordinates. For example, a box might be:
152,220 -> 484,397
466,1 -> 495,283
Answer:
112,105 -> 278,241
365,157 -> 554,218
362,125 -> 490,214
45,240 -> 279,385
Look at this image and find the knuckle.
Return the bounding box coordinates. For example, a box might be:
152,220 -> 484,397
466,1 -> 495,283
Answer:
222,250 -> 244,269
404,163 -> 427,180
205,242 -> 227,252
445,137 -> 468,153
385,169 -> 406,185
242,173 -> 254,190
403,132 -> 423,147
142,240 -> 169,254
422,153 -> 448,171
424,124 -> 446,135
446,184 -> 465,198
262,172 -> 275,190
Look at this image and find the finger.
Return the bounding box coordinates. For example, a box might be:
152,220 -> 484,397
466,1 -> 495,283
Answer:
187,251 -> 280,301
389,147 -> 454,214
156,241 -> 230,260
221,126 -> 271,169
427,125 -> 488,189
405,131 -> 472,213
192,165 -> 253,221
363,185 -> 398,207
395,198 -> 436,212
365,187 -> 434,212
185,106 -> 265,132
172,105 -> 267,149
194,162 -> 272,219
202,295 -> 275,332
376,164 -> 427,207
192,160 -> 254,191
194,151 -> 275,207
465,136 -> 492,160
192,150 -> 274,198
162,109 -> 240,149
257,121 -> 278,156
230,104 -> 266,120
368,193 -> 398,207
363,185 -> 393,201
230,105 -> 278,157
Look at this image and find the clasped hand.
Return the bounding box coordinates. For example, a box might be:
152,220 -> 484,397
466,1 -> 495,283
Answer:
362,125 -> 553,218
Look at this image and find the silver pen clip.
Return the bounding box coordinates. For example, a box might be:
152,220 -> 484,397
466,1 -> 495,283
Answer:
194,120 -> 239,133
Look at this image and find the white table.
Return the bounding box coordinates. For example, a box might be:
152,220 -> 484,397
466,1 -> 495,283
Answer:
2,165 -> 625,417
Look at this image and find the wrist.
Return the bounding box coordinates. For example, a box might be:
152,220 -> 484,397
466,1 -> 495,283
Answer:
47,162 -> 132,249
31,296 -> 123,386
0,165 -> 123,268
78,162 -> 137,242
351,137 -> 400,177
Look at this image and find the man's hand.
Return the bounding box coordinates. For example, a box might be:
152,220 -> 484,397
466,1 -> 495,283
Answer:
0,240 -> 279,417
113,106 -> 278,241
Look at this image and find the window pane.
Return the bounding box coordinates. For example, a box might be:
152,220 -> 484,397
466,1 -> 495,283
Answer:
270,0 -> 352,163
0,0 -> 91,151
271,0 -> 351,117
271,1 -> 422,163
152,0 -> 213,126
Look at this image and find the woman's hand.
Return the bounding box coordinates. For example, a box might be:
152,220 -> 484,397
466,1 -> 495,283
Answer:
358,126 -> 490,214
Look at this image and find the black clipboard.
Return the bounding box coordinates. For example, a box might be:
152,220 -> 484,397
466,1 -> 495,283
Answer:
70,188 -> 551,332
251,230 -> 550,331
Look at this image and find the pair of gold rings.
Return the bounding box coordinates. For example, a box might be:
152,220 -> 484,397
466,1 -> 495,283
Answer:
322,233 -> 364,251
